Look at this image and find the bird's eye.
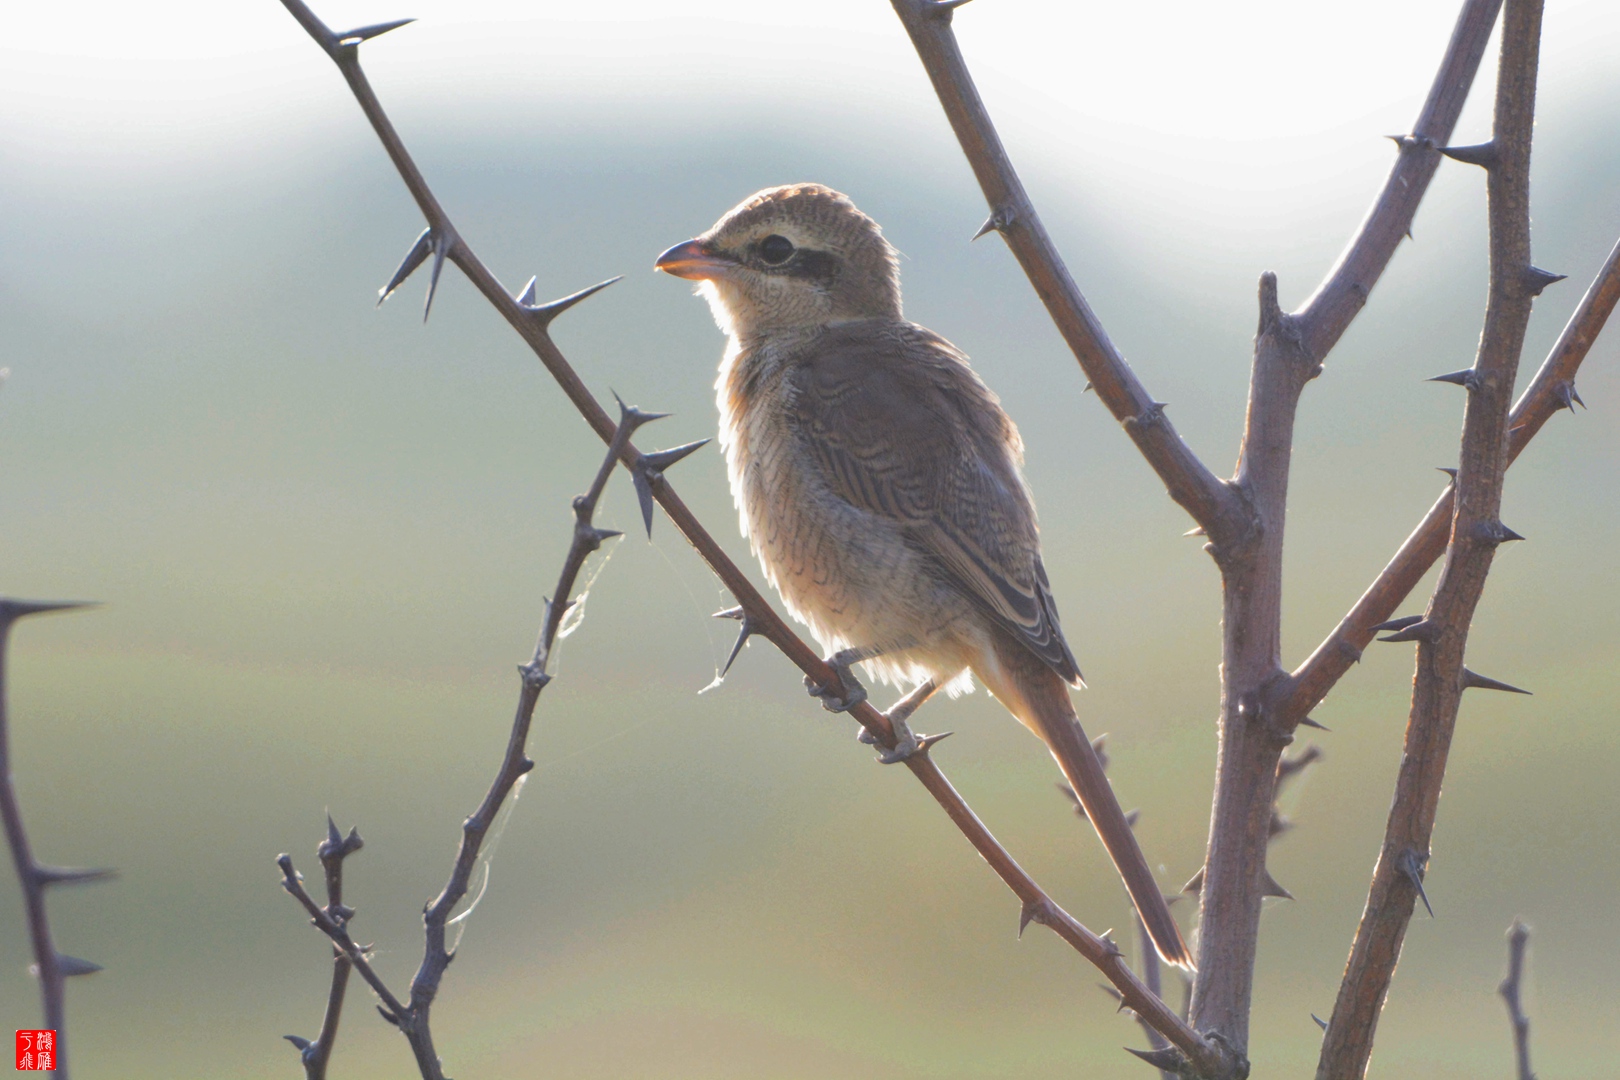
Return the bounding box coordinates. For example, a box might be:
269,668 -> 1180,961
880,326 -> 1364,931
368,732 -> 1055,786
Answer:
758,234 -> 796,265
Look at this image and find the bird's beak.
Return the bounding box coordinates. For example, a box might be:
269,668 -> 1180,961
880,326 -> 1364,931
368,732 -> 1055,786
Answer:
655,238 -> 734,281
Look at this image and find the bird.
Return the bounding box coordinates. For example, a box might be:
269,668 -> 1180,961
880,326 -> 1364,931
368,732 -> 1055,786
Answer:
655,183 -> 1190,969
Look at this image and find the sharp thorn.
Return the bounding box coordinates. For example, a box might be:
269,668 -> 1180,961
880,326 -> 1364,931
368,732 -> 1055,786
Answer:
1123,808 -> 1141,829
423,231 -> 452,323
378,1006 -> 401,1027
1440,141 -> 1498,167
1428,368 -> 1477,389
1181,867 -> 1205,896
720,612 -> 756,677
1313,1013 -> 1329,1032
1183,525 -> 1205,537
639,438 -> 710,473
1437,466 -> 1459,481
632,468 -> 656,539
1523,266 -> 1568,297
56,954 -> 103,977
325,814 -> 342,848
524,275 -> 624,328
971,204 -> 1015,242
1554,381 -> 1585,412
1378,619 -> 1439,644
1262,870 -> 1294,900
284,1035 -> 314,1053
612,392 -> 671,434
1399,849 -> 1434,918
514,276 -> 537,307
35,865 -> 118,887
377,227 -> 433,305
1083,381 -> 1094,393
915,730 -> 955,753
1474,520 -> 1525,545
1125,1046 -> 1188,1072
1296,716 -> 1330,731
335,17 -> 416,47
1096,982 -> 1124,1004
1368,614 -> 1424,633
1018,899 -> 1047,938
1462,668 -> 1532,695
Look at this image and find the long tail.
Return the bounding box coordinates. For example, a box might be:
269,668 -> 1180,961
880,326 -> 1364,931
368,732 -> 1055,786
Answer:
978,633 -> 1193,970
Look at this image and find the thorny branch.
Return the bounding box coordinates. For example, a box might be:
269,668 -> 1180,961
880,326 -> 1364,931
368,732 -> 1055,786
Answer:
278,411 -> 633,1080
283,818 -> 364,1080
892,0 -> 1505,1065
1500,920 -> 1536,1080
276,0 -> 1217,1066
1317,3 -> 1549,1076
889,0 -> 1244,548
0,599 -> 111,1080
1278,232 -> 1620,724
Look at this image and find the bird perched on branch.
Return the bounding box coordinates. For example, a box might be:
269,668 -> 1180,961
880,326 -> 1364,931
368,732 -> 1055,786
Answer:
655,183 -> 1189,969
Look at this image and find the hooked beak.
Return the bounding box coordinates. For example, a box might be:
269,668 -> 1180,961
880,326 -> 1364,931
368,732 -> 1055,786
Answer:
655,238 -> 734,281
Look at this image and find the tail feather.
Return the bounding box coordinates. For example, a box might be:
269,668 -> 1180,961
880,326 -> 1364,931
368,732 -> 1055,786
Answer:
980,634 -> 1193,970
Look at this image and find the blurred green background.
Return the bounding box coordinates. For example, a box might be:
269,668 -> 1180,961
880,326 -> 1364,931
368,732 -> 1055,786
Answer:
2,2 -> 1617,1077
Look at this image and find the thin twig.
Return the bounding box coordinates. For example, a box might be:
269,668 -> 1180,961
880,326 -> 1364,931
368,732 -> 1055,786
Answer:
1317,4 -> 1548,1076
0,599 -> 109,1080
1500,920 -> 1536,1080
284,818 -> 365,1080
1192,0 -> 1502,1053
888,0 -> 1502,1061
273,0 -> 1217,1065
279,409 -> 632,1079
1277,232 -> 1620,724
888,0 -> 1245,547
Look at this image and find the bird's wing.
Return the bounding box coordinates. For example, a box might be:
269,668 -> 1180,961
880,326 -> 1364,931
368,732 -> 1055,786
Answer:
788,322 -> 1081,684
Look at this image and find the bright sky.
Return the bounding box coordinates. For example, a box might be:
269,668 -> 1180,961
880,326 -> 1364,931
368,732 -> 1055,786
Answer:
7,1 -> 1617,142
3,1 -> 1615,262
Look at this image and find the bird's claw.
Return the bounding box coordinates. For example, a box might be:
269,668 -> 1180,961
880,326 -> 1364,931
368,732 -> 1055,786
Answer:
804,661 -> 867,713
875,716 -> 922,764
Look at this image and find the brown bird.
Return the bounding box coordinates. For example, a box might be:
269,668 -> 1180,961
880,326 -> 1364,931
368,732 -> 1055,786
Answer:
656,183 -> 1190,968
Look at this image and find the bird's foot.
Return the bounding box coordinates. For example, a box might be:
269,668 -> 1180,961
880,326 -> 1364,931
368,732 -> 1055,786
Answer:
875,714 -> 922,764
804,651 -> 868,714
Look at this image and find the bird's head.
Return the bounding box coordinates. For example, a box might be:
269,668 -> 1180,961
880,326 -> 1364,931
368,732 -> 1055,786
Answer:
655,183 -> 901,338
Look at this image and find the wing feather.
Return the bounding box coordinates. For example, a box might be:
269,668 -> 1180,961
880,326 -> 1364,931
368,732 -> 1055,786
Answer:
789,322 -> 1081,683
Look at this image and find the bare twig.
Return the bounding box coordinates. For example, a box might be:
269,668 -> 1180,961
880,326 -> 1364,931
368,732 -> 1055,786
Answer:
274,0 -> 1218,1065
1193,0 -> 1502,1053
0,599 -> 111,1080
1278,231 -> 1620,724
1500,920 -> 1536,1080
888,0 -> 1245,547
890,0 -> 1504,1064
284,818 -> 365,1080
1317,4 -> 1548,1076
279,411 -> 631,1079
